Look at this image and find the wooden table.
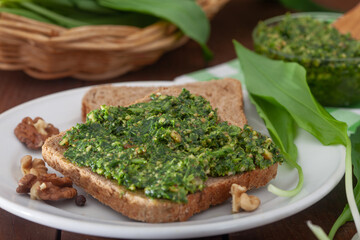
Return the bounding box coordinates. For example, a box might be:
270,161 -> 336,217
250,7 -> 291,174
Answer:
0,0 -> 358,239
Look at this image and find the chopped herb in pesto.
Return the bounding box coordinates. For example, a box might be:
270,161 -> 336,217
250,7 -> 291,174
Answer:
253,13 -> 360,107
61,89 -> 283,203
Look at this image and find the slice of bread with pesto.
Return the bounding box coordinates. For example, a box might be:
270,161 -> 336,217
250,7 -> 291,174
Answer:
42,78 -> 282,223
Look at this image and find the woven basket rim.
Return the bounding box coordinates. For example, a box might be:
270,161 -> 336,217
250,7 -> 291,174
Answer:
0,0 -> 230,80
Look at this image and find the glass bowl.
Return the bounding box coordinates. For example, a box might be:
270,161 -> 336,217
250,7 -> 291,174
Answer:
252,12 -> 360,107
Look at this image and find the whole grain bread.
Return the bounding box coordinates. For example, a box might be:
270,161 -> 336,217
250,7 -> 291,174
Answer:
81,78 -> 247,127
42,78 -> 278,223
81,85 -> 158,122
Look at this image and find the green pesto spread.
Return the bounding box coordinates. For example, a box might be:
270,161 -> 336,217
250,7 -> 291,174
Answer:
253,14 -> 360,107
60,89 -> 283,203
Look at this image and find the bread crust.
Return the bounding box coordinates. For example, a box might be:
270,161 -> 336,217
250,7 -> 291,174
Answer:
42,78 -> 278,222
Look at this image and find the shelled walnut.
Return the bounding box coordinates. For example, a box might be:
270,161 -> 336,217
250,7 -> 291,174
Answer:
16,174 -> 37,194
17,173 -> 77,201
230,184 -> 261,213
16,155 -> 77,201
20,155 -> 48,176
14,117 -> 59,150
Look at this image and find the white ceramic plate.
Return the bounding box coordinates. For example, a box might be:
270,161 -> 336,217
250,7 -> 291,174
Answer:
0,80 -> 345,239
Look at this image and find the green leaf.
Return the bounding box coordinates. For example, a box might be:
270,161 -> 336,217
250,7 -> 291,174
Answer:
235,42 -> 304,196
36,0 -> 74,9
97,0 -> 212,59
0,7 -> 53,23
49,6 -> 158,27
249,95 -> 298,164
20,1 -> 88,27
352,127 -> 360,181
233,40 -> 360,238
329,127 -> 360,239
234,41 -> 348,147
248,95 -> 303,197
75,12 -> 157,27
28,0 -> 157,27
307,221 -> 331,240
71,0 -> 116,14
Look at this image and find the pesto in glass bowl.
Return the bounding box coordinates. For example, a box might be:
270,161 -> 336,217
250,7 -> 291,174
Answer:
253,12 -> 360,107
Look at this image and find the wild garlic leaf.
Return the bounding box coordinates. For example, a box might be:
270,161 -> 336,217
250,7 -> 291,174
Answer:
20,1 -> 88,28
249,94 -> 298,165
98,0 -> 212,59
234,40 -> 360,237
0,7 -> 53,23
234,40 -> 348,147
72,0 -> 117,14
352,127 -> 360,180
329,126 -> 360,239
234,41 -> 303,196
248,94 -> 303,196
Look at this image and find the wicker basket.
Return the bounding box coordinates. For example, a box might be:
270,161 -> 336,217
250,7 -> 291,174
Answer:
0,0 -> 229,81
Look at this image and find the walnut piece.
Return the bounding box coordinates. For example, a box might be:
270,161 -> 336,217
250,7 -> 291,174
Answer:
239,192 -> 261,212
20,155 -> 48,176
14,117 -> 59,150
16,174 -> 37,194
17,173 -> 77,201
38,174 -> 73,188
230,184 -> 261,213
31,181 -> 77,201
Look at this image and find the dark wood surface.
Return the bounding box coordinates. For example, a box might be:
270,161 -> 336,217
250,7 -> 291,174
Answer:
1,0 -> 358,239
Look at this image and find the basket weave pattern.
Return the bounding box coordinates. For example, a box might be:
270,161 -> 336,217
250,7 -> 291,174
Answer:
0,0 -> 229,80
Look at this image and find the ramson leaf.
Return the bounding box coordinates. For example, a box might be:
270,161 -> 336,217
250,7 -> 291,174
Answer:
329,127 -> 360,239
0,7 -> 53,22
234,41 -> 348,147
249,95 -> 298,165
98,0 -> 212,59
233,40 -> 360,238
352,127 -> 360,181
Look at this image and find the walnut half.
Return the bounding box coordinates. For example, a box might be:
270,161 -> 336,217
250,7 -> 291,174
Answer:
230,184 -> 261,213
16,173 -> 77,201
14,117 -> 59,150
20,155 -> 48,176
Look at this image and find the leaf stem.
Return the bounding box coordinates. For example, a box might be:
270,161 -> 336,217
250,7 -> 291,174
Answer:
268,161 -> 303,197
328,206 -> 351,239
345,137 -> 360,234
307,221 -> 330,240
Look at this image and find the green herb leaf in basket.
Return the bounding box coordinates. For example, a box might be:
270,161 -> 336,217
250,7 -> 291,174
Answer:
0,6 -> 53,23
98,0 -> 212,59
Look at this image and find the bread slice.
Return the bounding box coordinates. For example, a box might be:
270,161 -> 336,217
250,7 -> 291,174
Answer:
81,78 -> 247,127
81,85 -> 158,122
42,78 -> 278,223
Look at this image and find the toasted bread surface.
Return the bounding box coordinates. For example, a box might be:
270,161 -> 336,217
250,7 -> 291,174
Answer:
81,85 -> 157,122
81,78 -> 247,127
42,78 -> 278,222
